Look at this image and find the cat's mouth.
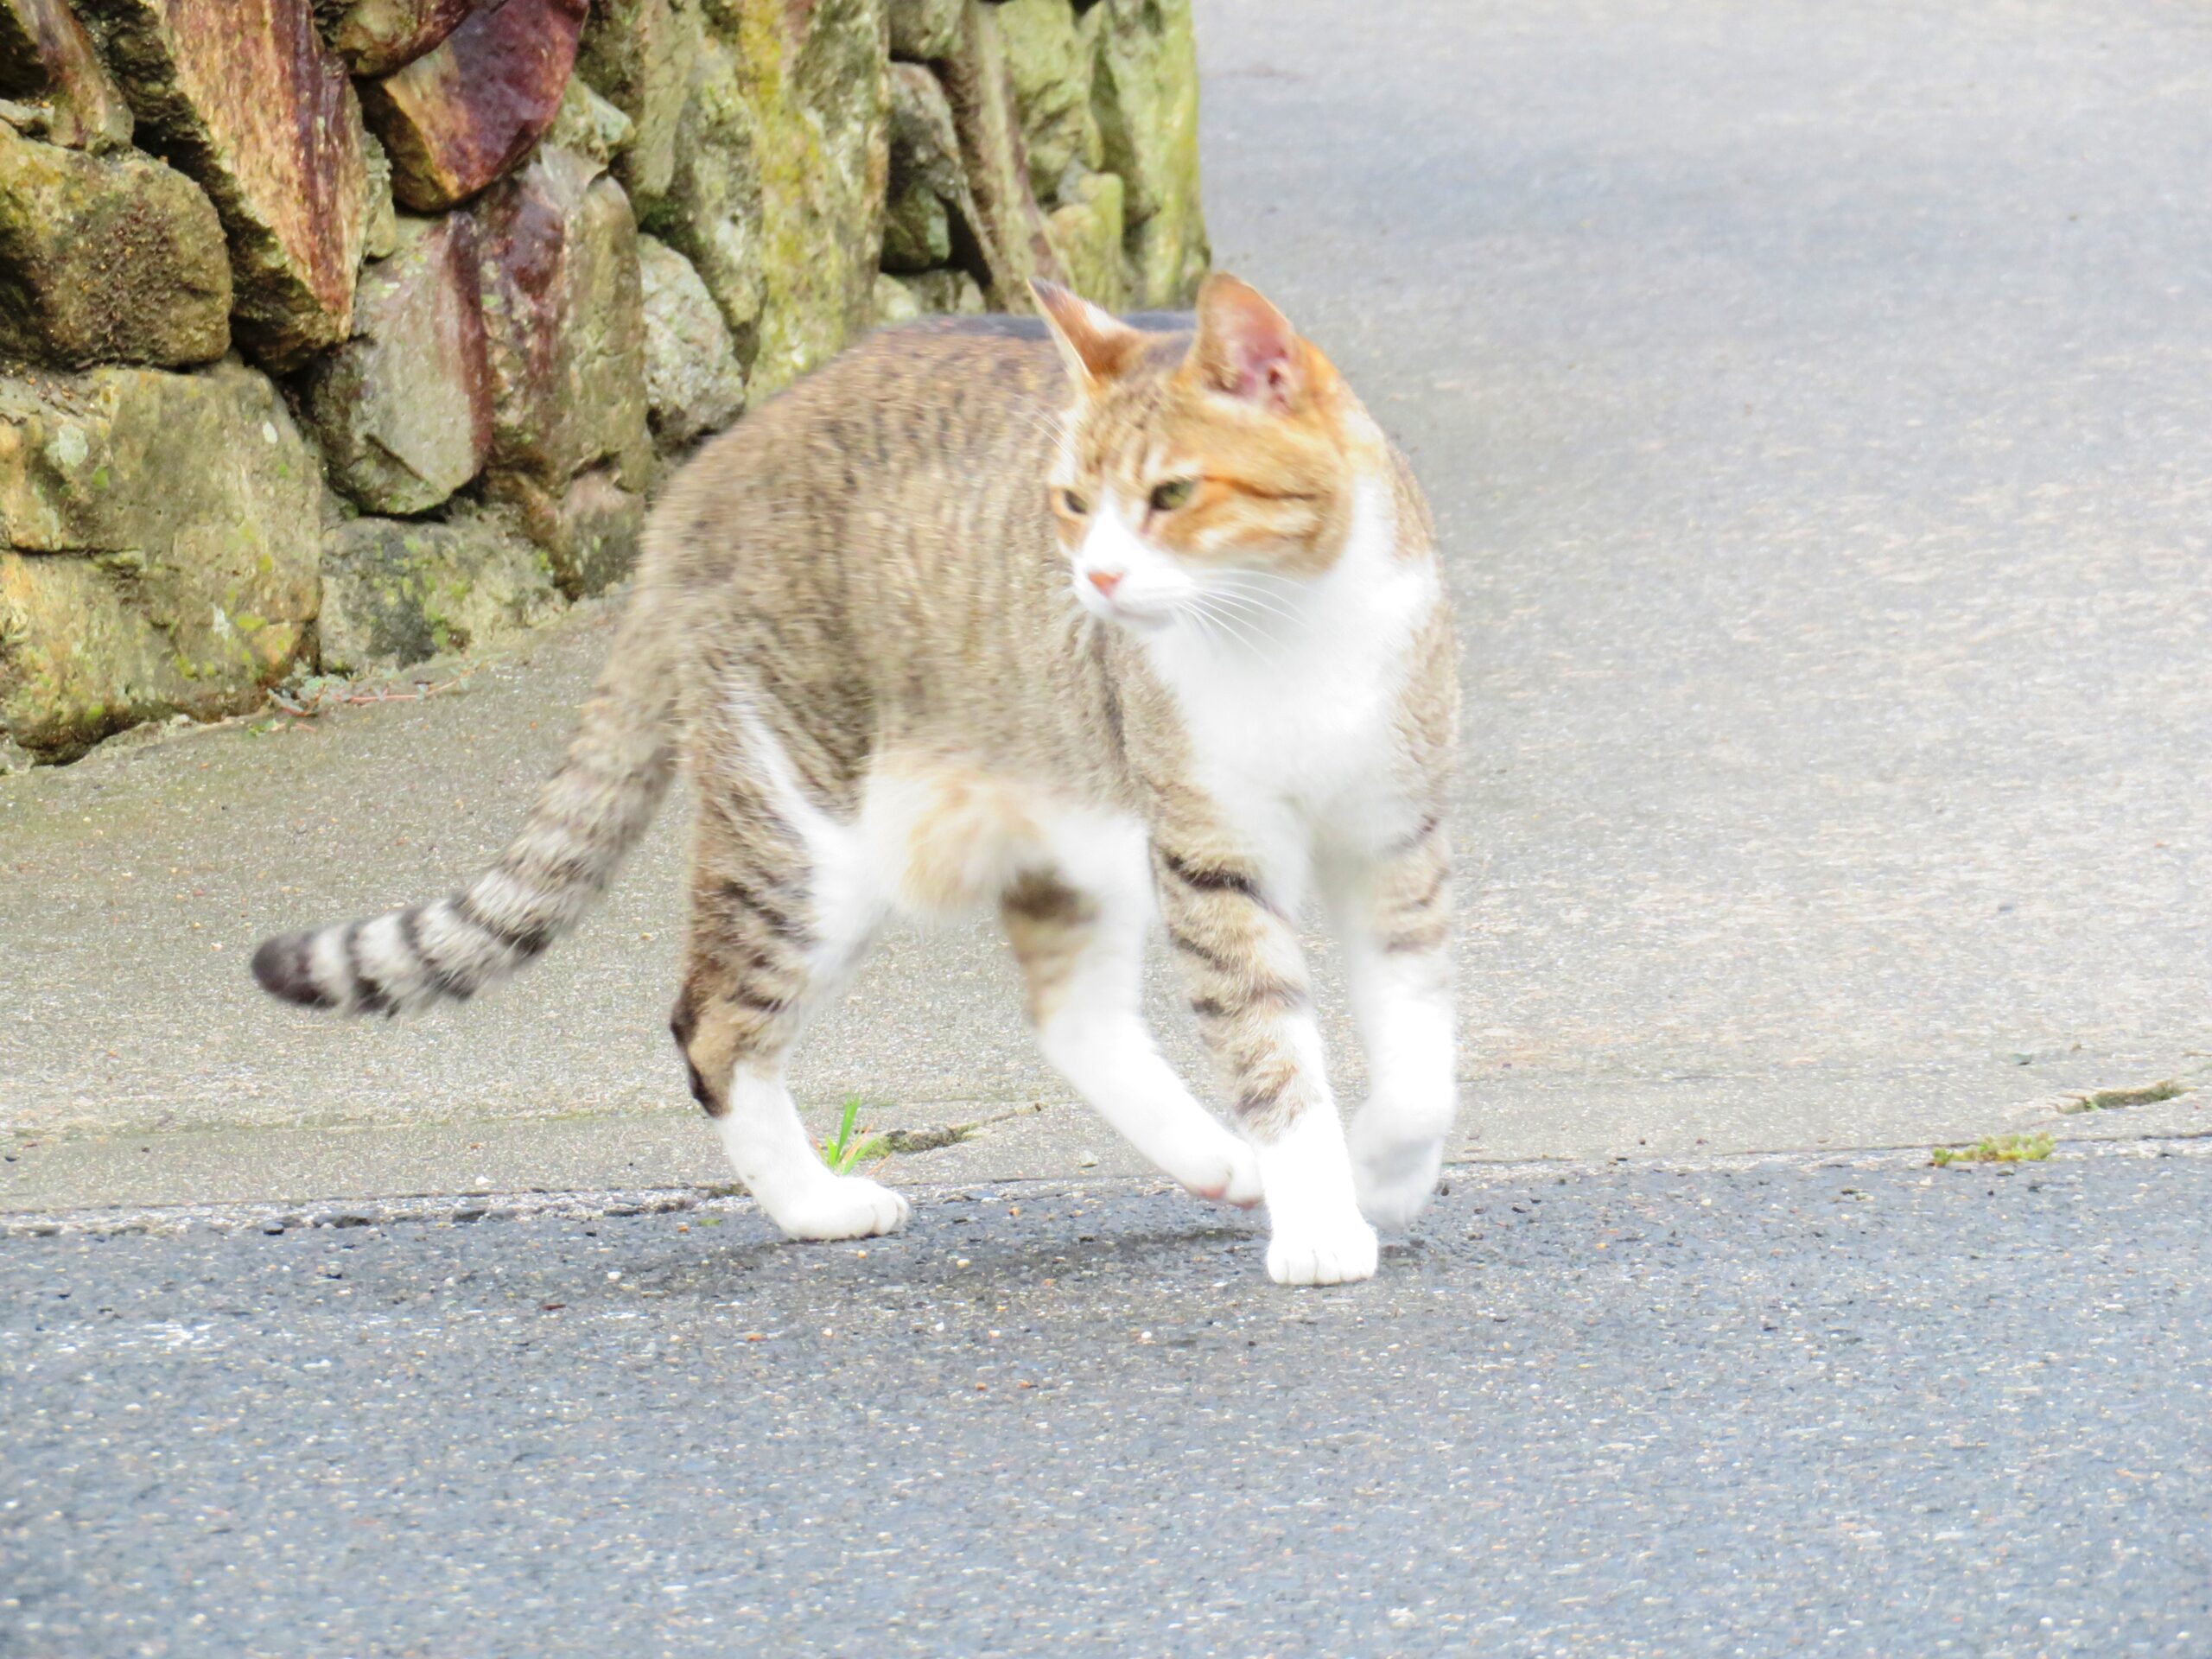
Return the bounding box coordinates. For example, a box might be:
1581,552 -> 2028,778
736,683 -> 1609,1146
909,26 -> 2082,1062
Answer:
1073,583 -> 1174,632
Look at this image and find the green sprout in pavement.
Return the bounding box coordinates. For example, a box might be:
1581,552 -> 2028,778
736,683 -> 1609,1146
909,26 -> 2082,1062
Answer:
819,1095 -> 893,1173
1931,1132 -> 2055,1167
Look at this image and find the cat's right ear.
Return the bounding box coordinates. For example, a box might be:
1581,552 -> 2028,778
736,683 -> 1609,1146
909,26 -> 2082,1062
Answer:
1031,279 -> 1143,391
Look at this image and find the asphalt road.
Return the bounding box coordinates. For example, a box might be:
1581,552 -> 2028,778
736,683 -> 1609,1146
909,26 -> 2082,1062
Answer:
6,1145 -> 2208,1657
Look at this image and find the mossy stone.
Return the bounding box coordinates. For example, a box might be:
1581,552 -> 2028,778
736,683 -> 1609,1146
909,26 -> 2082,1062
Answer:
0,360 -> 319,757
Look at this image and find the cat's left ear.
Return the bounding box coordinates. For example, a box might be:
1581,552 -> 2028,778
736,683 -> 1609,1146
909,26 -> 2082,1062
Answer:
1183,273 -> 1314,413
1031,279 -> 1144,390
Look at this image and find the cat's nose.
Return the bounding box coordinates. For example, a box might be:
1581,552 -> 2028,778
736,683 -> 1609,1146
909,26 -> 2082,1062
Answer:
1087,569 -> 1124,598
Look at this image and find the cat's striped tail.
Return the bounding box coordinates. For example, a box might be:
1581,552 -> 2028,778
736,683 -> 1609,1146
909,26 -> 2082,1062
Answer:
251,592 -> 677,1018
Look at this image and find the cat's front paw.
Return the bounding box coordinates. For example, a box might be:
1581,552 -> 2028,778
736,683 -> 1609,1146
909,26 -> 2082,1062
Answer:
1351,1126 -> 1446,1231
1173,1131 -> 1263,1208
1266,1209 -> 1380,1286
773,1176 -> 912,1242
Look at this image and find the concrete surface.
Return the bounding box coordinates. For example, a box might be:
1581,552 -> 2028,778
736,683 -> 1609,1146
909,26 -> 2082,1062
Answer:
7,1142 -> 2210,1656
4,0 -> 2210,1211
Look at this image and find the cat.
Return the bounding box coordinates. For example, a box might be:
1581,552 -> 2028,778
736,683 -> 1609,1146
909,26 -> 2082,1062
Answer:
252,275 -> 1458,1286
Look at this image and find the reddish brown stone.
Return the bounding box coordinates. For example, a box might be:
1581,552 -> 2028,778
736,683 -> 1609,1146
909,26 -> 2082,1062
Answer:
469,145 -> 651,488
327,0 -> 475,76
360,0 -> 588,213
299,213 -> 493,514
74,0 -> 367,368
0,0 -> 132,151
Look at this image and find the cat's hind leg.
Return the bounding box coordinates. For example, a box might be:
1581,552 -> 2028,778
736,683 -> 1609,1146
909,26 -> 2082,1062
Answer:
1001,849 -> 1262,1207
672,781 -> 906,1243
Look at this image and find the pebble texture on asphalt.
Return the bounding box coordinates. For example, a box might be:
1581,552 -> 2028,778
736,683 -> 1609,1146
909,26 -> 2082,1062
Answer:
5,1147 -> 2207,1656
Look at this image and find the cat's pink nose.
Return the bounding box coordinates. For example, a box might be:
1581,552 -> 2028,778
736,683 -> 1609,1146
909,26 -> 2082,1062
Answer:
1088,569 -> 1123,598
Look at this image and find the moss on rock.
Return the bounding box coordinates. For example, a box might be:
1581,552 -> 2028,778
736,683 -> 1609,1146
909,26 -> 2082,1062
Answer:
318,504 -> 561,672
0,359 -> 319,757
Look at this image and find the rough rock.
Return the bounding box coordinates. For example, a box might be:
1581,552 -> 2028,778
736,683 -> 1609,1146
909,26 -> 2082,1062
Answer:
880,176 -> 950,272
359,128 -> 398,259
359,0 -> 587,213
995,0 -> 1099,205
0,0 -> 131,152
575,0 -> 694,207
887,0 -> 958,61
1046,167 -> 1125,311
318,504 -> 560,673
327,0 -> 473,76
883,60 -> 991,281
939,0 -> 1062,308
637,29 -> 759,355
471,144 -> 651,488
887,61 -> 966,200
300,213 -> 491,515
76,0 -> 366,368
484,464 -> 643,598
886,60 -> 985,256
638,233 -> 743,452
0,123 -> 230,366
722,0 -> 890,397
542,73 -> 634,169
0,360 -> 320,757
1090,0 -> 1206,306
887,266 -> 983,317
872,269 -> 920,326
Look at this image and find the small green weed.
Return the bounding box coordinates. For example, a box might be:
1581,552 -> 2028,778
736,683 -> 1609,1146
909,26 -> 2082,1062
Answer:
1931,1132 -> 2055,1167
819,1095 -> 893,1173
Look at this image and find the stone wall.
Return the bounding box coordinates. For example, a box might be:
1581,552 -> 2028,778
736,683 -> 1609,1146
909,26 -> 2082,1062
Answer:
0,0 -> 1205,765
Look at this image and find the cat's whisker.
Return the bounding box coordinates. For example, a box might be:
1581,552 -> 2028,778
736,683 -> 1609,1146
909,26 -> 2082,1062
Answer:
1199,588 -> 1309,641
1204,587 -> 1306,630
1209,573 -> 1313,624
1181,594 -> 1268,654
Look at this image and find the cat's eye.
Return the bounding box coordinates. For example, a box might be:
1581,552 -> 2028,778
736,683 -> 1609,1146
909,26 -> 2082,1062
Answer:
1053,486 -> 1090,518
1148,477 -> 1197,512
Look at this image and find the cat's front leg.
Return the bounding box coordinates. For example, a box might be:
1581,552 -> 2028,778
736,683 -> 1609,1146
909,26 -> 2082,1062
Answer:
1152,836 -> 1377,1285
1323,817 -> 1458,1230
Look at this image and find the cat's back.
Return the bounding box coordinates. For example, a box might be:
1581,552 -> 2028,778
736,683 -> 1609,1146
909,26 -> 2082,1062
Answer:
664,318 -> 1061,531
649,313 -> 1193,577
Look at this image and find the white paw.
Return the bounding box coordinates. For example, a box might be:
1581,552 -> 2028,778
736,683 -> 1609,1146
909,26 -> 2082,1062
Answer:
774,1176 -> 912,1242
1168,1128 -> 1263,1208
1351,1129 -> 1446,1231
1266,1210 -> 1380,1287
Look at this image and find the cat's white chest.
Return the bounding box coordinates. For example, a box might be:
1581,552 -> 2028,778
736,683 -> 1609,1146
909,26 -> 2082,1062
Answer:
1143,487 -> 1436,846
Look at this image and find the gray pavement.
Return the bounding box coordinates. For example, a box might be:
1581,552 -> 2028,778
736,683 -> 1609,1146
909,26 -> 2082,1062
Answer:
7,1143 -> 2210,1657
8,0 -> 2212,1211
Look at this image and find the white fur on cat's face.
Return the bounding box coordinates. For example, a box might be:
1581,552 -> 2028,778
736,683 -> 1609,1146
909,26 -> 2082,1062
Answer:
1069,493 -> 1198,630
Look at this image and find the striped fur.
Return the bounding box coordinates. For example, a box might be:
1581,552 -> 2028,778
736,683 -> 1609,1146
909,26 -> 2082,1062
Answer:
250,274 -> 1459,1284
251,588 -> 677,1017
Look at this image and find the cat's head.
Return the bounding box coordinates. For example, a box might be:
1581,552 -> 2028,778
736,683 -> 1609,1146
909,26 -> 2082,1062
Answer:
1033,273 -> 1373,635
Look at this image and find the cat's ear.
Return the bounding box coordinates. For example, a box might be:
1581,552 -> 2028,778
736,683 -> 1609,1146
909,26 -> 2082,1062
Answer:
1031,279 -> 1144,389
1185,273 -> 1308,412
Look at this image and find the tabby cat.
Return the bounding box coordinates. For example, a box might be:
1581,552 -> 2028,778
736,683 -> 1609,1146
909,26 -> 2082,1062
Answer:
253,275 -> 1458,1286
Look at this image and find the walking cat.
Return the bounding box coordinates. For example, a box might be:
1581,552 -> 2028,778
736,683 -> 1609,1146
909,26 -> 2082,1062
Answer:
252,276 -> 1458,1285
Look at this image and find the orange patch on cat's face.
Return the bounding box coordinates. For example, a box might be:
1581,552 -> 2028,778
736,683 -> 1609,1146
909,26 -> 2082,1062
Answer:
1053,343 -> 1364,579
